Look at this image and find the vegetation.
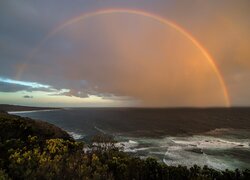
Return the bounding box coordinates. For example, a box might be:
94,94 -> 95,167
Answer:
0,112 -> 250,180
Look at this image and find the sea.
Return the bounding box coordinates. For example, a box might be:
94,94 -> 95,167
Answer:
9,108 -> 250,170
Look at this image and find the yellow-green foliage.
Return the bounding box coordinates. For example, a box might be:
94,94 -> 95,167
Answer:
8,137 -> 86,179
0,169 -> 10,180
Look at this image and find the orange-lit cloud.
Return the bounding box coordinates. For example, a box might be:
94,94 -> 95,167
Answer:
19,11 -> 229,106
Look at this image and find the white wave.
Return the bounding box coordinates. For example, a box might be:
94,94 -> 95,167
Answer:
128,140 -> 138,144
161,135 -> 250,170
164,146 -> 216,169
135,147 -> 152,151
94,126 -> 107,134
149,151 -> 166,155
205,156 -> 231,170
170,136 -> 250,149
8,109 -> 60,114
67,131 -> 84,140
116,134 -> 250,170
205,128 -> 232,135
123,149 -> 138,153
115,139 -> 139,152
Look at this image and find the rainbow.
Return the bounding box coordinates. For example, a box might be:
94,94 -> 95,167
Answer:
16,8 -> 230,106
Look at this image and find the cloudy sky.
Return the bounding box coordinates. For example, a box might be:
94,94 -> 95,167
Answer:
0,0 -> 250,107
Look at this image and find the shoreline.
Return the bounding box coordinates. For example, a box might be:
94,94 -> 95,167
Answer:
0,104 -> 61,113
8,109 -> 62,114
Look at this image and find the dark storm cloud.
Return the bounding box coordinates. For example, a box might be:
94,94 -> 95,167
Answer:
0,81 -> 30,92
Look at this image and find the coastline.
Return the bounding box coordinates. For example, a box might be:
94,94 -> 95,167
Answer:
8,109 -> 61,114
0,104 -> 61,113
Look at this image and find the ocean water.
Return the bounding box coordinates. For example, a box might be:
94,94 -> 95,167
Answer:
10,108 -> 250,170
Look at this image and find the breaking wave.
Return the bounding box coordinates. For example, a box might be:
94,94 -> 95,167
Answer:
67,131 -> 84,140
115,129 -> 250,170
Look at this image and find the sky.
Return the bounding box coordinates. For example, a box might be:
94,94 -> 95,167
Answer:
0,0 -> 250,107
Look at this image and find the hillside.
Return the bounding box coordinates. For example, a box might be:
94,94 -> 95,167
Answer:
0,111 -> 72,141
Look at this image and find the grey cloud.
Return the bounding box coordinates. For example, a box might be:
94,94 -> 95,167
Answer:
23,95 -> 33,98
0,82 -> 29,92
0,81 -> 56,93
102,95 -> 134,101
50,89 -> 89,98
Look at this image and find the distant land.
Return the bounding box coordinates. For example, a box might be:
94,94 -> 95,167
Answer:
0,104 -> 61,112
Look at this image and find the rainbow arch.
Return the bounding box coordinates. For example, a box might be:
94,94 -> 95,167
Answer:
16,8 -> 230,106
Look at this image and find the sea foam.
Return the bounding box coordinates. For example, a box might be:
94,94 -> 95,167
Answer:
67,131 -> 84,140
